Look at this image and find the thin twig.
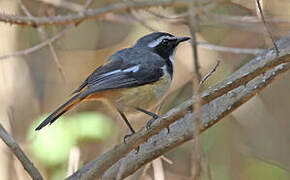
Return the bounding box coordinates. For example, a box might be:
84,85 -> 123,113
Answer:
140,162 -> 151,179
35,0 -> 84,12
160,155 -> 173,165
200,60 -> 220,85
256,0 -> 279,56
0,0 -> 189,26
129,9 -> 158,31
189,1 -> 203,179
197,42 -> 266,55
18,0 -> 66,80
0,0 -> 93,61
148,9 -> 290,36
0,27 -> 69,60
0,122 -> 43,180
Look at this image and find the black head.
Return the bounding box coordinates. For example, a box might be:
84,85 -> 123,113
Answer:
135,32 -> 190,59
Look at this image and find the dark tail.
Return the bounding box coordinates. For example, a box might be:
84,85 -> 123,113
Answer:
35,94 -> 82,130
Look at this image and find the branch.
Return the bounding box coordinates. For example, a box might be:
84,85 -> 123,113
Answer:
0,0 -> 188,27
0,0 -> 93,61
197,42 -> 266,55
0,27 -> 69,60
67,36 -> 290,180
18,0 -> 66,80
199,60 -> 220,85
35,0 -> 84,12
256,0 -> 279,56
188,1 -> 203,178
102,62 -> 290,179
0,122 -> 43,180
149,10 -> 290,35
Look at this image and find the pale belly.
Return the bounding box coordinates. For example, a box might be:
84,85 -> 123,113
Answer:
108,73 -> 172,111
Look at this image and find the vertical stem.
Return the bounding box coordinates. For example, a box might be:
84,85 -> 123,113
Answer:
188,0 -> 203,180
256,0 -> 279,56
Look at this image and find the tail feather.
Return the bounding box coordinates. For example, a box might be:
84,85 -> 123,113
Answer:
35,94 -> 82,130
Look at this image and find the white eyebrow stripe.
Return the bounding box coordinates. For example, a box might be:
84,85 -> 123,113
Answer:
123,65 -> 140,73
147,35 -> 176,48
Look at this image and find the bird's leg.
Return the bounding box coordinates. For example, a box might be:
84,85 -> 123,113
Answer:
135,107 -> 161,130
117,109 -> 136,143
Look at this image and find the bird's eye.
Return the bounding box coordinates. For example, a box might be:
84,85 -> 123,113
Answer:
161,39 -> 169,47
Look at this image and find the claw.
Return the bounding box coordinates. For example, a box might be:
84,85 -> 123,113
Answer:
135,146 -> 140,153
166,126 -> 170,134
123,131 -> 135,144
146,118 -> 156,130
123,132 -> 140,153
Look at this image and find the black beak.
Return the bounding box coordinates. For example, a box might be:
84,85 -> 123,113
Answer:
176,36 -> 190,44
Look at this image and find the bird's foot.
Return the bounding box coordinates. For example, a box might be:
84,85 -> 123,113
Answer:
146,116 -> 170,134
123,131 -> 140,153
123,131 -> 135,144
145,114 -> 160,130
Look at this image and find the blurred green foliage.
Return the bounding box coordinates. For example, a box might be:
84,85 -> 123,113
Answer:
27,112 -> 115,167
242,158 -> 289,180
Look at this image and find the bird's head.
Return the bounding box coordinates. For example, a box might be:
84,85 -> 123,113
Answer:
135,32 -> 190,60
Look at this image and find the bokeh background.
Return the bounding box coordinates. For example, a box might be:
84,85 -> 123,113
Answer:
0,0 -> 290,179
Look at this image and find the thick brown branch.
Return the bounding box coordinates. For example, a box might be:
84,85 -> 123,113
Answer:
67,37 -> 290,180
0,0 -> 188,27
0,123 -> 43,180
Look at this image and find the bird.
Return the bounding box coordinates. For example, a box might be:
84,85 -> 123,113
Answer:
35,32 -> 190,141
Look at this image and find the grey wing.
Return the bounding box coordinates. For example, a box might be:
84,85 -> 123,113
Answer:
73,49 -> 165,98
72,54 -> 123,94
79,65 -> 164,98
72,49 -> 130,94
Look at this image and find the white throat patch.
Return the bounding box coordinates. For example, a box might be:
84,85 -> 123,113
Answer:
169,48 -> 176,65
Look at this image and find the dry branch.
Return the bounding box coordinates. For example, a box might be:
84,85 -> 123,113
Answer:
188,2 -> 203,178
197,42 -> 266,55
18,0 -> 66,79
0,27 -> 69,60
67,36 -> 290,180
0,123 -> 43,180
0,0 -> 188,27
256,0 -> 279,56
102,62 -> 290,179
